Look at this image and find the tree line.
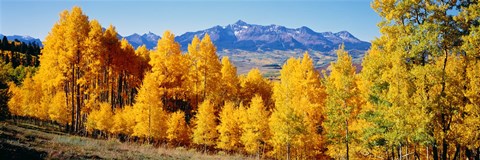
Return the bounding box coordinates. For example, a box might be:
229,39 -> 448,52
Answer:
5,1 -> 480,159
0,36 -> 39,121
0,36 -> 41,67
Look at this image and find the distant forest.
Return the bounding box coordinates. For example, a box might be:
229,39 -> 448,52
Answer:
0,36 -> 41,67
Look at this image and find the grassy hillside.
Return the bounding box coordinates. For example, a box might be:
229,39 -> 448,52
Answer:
218,49 -> 364,78
0,120 -> 253,160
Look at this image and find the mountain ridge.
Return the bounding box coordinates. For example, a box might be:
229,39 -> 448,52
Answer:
0,34 -> 43,47
174,20 -> 370,53
2,20 -> 370,54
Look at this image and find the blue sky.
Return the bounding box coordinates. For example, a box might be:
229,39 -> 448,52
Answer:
1,0 -> 381,42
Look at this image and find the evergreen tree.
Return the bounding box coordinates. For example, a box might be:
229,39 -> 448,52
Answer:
2,36 -> 8,51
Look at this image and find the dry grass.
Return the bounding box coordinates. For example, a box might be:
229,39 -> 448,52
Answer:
0,120 -> 255,160
218,49 -> 358,76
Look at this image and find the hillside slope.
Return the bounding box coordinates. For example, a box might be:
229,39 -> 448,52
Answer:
0,121 -> 252,160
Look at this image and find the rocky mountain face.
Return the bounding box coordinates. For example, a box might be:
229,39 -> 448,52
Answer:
124,32 -> 160,49
5,20 -> 370,54
174,20 -> 370,54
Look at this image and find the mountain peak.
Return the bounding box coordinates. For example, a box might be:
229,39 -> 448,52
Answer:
4,22 -> 370,53
124,32 -> 160,49
175,21 -> 370,52
234,20 -> 248,26
142,31 -> 156,36
298,26 -> 315,33
334,31 -> 360,41
130,33 -> 140,37
335,31 -> 353,37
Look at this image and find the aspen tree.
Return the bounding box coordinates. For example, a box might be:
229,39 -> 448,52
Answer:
192,99 -> 218,152
217,102 -> 242,151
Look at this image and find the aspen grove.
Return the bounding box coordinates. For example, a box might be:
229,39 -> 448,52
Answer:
6,1 -> 480,159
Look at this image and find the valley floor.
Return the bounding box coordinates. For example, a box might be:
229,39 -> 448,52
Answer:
0,120 -> 251,160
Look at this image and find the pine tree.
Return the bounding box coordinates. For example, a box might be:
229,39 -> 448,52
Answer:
1,36 -> 8,51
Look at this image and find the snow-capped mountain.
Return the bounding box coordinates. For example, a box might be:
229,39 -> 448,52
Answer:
0,34 -> 43,47
124,32 -> 160,49
175,20 -> 370,53
3,20 -> 370,55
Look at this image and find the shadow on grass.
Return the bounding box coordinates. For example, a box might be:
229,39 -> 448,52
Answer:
12,120 -> 66,136
0,125 -> 47,160
0,121 -> 47,159
0,121 -> 103,160
0,142 -> 47,160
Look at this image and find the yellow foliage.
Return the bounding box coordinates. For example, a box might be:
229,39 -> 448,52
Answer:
48,91 -> 71,125
14,75 -> 44,119
134,45 -> 151,80
85,103 -> 113,134
111,105 -> 135,135
324,45 -> 362,159
86,104 -> 112,134
216,102 -> 242,151
186,34 -> 222,108
85,108 -> 98,133
269,53 -> 326,159
241,95 -> 270,156
240,68 -> 273,109
133,74 -> 168,140
5,4 -> 480,159
192,99 -> 218,147
167,111 -> 190,146
147,31 -> 190,109
364,1 -> 480,159
220,57 -> 240,103
7,82 -> 23,116
96,103 -> 114,133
